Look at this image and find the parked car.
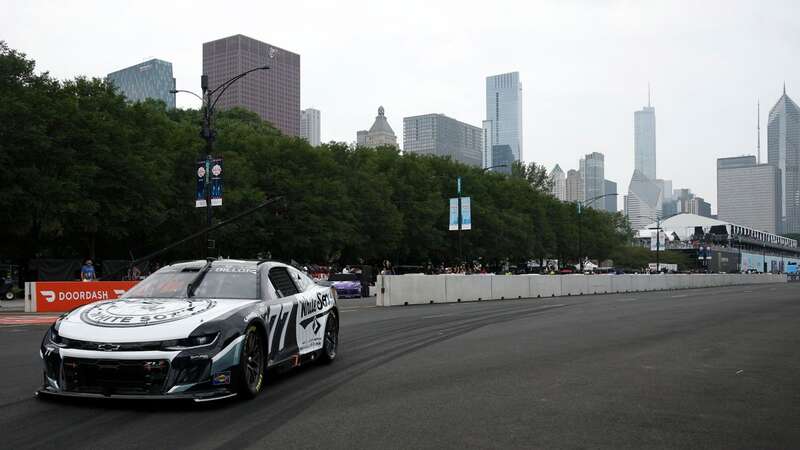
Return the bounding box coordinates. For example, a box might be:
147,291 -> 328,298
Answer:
327,273 -> 363,298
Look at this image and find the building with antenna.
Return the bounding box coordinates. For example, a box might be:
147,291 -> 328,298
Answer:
767,84 -> 800,233
634,87 -> 657,180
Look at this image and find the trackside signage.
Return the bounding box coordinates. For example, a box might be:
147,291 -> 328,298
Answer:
25,281 -> 138,313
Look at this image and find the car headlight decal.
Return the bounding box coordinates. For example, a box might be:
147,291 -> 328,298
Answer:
162,332 -> 219,351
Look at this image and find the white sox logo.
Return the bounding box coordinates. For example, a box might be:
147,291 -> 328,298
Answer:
81,299 -> 216,327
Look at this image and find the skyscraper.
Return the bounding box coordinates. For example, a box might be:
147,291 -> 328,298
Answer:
300,108 -> 321,146
604,180 -> 617,212
566,169 -> 584,203
356,106 -> 398,148
549,165 -> 567,201
107,59 -> 175,109
624,169 -> 662,230
583,152 -> 605,207
403,114 -> 482,167
634,90 -> 656,180
767,85 -> 800,233
203,34 -> 300,136
485,72 -> 522,168
717,156 -> 782,233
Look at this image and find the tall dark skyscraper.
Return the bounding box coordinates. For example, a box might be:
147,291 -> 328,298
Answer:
203,34 -> 300,136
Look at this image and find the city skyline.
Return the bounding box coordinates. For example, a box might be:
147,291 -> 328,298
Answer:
6,0 -> 800,213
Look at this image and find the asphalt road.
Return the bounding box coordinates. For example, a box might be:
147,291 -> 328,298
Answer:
1,284 -> 799,449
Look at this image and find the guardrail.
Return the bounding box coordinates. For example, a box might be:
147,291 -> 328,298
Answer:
376,273 -> 787,307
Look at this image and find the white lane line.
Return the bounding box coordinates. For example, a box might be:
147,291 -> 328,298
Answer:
618,297 -> 638,302
422,313 -> 454,319
339,306 -> 377,312
671,294 -> 688,298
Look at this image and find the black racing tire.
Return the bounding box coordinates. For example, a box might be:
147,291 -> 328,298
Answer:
319,310 -> 339,364
4,291 -> 14,301
236,325 -> 265,399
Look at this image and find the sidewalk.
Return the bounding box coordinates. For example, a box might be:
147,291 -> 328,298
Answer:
0,299 -> 25,313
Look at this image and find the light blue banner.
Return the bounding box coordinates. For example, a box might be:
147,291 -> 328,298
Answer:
460,196 -> 471,230
449,198 -> 459,231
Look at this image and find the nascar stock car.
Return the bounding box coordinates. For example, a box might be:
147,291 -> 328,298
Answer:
38,259 -> 339,402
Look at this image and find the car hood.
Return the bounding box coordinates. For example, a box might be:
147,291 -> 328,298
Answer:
58,297 -> 259,343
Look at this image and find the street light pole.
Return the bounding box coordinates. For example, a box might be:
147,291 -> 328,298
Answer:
172,65 -> 270,258
577,193 -> 618,272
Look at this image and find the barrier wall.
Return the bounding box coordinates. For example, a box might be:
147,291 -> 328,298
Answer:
376,273 -> 788,307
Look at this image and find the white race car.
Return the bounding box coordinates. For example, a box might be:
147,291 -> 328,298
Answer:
38,259 -> 338,402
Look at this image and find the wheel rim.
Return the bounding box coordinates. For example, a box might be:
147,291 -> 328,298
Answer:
244,332 -> 263,389
324,314 -> 338,358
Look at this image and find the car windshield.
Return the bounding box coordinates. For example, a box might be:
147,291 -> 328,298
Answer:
124,266 -> 259,299
328,273 -> 360,282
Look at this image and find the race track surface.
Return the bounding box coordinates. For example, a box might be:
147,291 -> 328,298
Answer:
1,284 -> 799,449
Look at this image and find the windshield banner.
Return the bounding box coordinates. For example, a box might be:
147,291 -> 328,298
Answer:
25,281 -> 138,313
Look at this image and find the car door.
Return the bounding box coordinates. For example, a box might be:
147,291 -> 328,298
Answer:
264,265 -> 302,366
288,267 -> 335,355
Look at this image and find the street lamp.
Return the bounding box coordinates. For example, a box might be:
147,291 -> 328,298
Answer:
481,164 -> 508,173
577,193 -> 618,272
171,65 -> 270,256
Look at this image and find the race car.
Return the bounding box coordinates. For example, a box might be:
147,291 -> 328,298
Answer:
37,259 -> 339,402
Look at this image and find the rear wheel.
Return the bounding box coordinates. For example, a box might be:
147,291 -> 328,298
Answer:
4,291 -> 13,301
236,325 -> 265,398
319,311 -> 338,364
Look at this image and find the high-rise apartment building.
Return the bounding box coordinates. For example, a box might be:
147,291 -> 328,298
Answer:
403,114 -> 482,167
604,180 -> 618,212
203,34 -> 300,136
356,106 -> 398,148
767,85 -> 800,233
107,59 -> 175,109
717,156 -> 782,233
300,108 -> 321,146
549,165 -> 567,201
583,152 -> 605,207
634,95 -> 656,180
673,188 -> 712,218
485,72 -> 522,169
566,169 -> 584,203
624,169 -> 662,230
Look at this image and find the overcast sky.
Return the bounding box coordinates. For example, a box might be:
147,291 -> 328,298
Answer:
4,0 -> 800,212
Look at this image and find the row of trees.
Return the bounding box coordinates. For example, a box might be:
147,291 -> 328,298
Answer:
0,42 -> 636,269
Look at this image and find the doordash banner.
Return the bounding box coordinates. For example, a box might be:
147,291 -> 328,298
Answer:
25,281 -> 138,313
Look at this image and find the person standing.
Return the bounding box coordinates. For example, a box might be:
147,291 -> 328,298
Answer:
80,259 -> 96,282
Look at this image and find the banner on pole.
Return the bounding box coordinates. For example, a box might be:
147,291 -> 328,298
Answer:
195,160 -> 207,207
210,158 -> 223,207
460,196 -> 472,230
449,198 -> 459,231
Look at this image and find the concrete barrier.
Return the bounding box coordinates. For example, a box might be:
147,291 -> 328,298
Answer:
375,273 -> 787,306
531,276 -> 562,298
560,275 -> 588,296
491,275 -> 530,300
445,275 -> 492,303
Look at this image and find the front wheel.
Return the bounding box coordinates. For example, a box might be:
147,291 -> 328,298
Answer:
236,325 -> 265,398
4,291 -> 14,301
319,311 -> 338,364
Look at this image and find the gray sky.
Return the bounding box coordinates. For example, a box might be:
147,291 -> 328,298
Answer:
4,0 -> 800,212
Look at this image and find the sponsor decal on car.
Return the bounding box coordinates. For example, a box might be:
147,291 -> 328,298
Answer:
212,371 -> 231,385
80,298 -> 217,327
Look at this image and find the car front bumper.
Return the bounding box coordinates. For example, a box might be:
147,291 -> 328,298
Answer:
39,335 -> 245,402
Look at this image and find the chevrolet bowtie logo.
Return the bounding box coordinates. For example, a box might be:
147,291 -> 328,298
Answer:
97,343 -> 120,351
